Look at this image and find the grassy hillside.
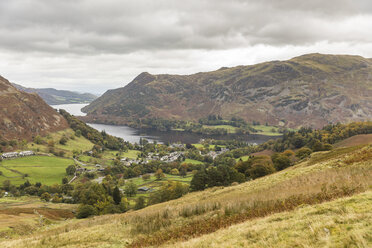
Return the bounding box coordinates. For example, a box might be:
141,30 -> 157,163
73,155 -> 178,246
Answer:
0,196 -> 76,237
167,191 -> 372,248
0,75 -> 68,142
26,129 -> 94,157
1,143 -> 371,247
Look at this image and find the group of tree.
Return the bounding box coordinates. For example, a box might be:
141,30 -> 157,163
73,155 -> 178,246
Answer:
59,109 -> 126,150
260,121 -> 372,153
190,165 -> 245,191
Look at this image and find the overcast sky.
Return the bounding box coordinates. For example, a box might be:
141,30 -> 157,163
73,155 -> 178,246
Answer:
1,0 -> 372,94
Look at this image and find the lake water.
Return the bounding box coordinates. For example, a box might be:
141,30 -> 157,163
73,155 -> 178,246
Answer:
53,103 -> 279,144
51,103 -> 89,116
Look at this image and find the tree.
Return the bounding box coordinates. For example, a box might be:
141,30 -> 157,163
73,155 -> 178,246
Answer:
75,130 -> 82,137
247,163 -> 275,179
113,186 -> 121,205
271,154 -> 291,171
40,192 -> 51,202
170,168 -> 179,175
190,169 -> 208,191
66,165 -> 76,175
76,205 -> 96,219
180,167 -> 187,177
62,177 -> 69,184
34,135 -> 43,144
155,169 -> 165,180
59,136 -> 68,145
2,180 -> 11,191
295,147 -> 312,159
124,182 -> 137,197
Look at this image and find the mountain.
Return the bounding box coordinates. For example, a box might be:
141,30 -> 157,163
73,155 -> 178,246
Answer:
82,53 -> 372,128
12,83 -> 97,105
0,75 -> 68,141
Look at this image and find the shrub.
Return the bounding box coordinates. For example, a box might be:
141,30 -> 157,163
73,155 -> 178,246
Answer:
170,168 -> 179,175
40,192 -> 51,202
247,163 -> 276,179
59,136 -> 68,145
66,165 -> 76,175
295,147 -> 312,159
76,205 -> 96,219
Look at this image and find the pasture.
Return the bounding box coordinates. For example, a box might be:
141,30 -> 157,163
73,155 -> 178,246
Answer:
0,156 -> 74,185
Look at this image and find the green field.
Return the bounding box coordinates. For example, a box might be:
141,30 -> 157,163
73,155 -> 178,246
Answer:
182,158 -> 204,165
123,150 -> 141,159
253,125 -> 285,136
203,124 -> 237,133
0,156 -> 74,185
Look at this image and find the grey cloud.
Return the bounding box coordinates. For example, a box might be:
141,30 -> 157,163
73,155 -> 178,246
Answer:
1,0 -> 372,55
1,0 -> 372,94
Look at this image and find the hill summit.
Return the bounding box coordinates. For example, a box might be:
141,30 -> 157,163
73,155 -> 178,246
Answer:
83,53 -> 372,128
0,75 -> 68,141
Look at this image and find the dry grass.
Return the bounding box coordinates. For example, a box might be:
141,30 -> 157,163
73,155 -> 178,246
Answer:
333,133 -> 372,148
164,190 -> 372,248
0,144 -> 371,248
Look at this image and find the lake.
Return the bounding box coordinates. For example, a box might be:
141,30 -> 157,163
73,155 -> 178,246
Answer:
51,103 -> 88,116
52,103 -> 280,144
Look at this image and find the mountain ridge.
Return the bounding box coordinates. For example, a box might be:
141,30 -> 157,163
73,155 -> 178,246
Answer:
83,53 -> 372,128
12,83 -> 97,105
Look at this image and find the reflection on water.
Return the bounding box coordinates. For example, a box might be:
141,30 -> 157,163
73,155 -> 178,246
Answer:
53,103 -> 280,144
88,123 -> 278,144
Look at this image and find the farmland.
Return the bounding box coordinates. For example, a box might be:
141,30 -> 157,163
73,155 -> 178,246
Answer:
0,156 -> 74,185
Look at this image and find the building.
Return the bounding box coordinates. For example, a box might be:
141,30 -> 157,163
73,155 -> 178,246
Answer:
19,151 -> 35,157
138,186 -> 150,192
1,152 -> 19,159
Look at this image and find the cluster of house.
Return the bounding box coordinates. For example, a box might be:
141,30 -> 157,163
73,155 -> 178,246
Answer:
1,150 -> 35,159
169,143 -> 185,149
205,147 -> 229,159
120,158 -> 144,167
159,151 -> 184,162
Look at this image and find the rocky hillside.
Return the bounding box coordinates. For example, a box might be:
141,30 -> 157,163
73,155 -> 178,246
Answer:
12,83 -> 97,105
0,75 -> 68,141
83,53 -> 372,128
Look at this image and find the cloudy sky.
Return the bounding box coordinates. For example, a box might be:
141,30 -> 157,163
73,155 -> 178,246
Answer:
1,0 -> 372,94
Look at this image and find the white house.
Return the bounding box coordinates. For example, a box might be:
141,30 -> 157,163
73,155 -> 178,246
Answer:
1,152 -> 19,159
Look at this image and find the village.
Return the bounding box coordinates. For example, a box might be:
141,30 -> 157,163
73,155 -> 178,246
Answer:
1,151 -> 35,160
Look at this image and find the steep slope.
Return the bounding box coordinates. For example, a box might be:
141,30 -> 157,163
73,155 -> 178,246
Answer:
0,75 -> 68,141
83,53 -> 372,128
12,83 -> 97,105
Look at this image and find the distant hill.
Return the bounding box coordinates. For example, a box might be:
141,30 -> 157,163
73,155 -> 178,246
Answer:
12,83 -> 97,105
0,75 -> 68,141
83,53 -> 372,128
